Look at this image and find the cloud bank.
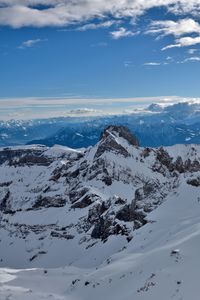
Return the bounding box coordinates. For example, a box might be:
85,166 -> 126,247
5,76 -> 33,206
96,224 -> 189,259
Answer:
0,1 -> 200,28
0,96 -> 198,121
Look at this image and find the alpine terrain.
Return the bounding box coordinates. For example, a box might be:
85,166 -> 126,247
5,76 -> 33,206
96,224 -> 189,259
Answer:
0,125 -> 200,300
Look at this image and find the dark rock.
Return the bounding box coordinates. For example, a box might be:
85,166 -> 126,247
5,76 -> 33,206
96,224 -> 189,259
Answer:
69,187 -> 89,204
91,213 -> 129,240
102,176 -> 112,186
141,148 -> 151,158
0,181 -> 12,187
0,190 -> 10,212
133,211 -> 148,229
88,201 -> 110,224
116,203 -> 147,229
100,126 -> 139,147
0,147 -> 52,167
187,177 -> 200,187
50,231 -> 74,239
29,254 -> 38,262
95,125 -> 139,158
70,168 -> 80,178
71,194 -> 97,209
91,217 -> 113,240
153,147 -> 173,172
114,197 -> 127,205
50,173 -> 61,182
154,148 -> 200,174
116,204 -> 135,222
33,196 -> 66,209
135,188 -> 144,201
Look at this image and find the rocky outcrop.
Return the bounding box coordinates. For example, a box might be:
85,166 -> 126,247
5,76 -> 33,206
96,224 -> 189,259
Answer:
187,177 -> 200,187
32,195 -> 67,209
153,147 -> 200,174
71,194 -> 100,209
100,125 -> 139,147
95,125 -> 139,158
0,190 -> 11,213
0,147 -> 52,166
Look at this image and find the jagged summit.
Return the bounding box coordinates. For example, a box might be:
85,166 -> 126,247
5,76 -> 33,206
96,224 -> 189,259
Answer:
100,125 -> 139,146
95,125 -> 139,158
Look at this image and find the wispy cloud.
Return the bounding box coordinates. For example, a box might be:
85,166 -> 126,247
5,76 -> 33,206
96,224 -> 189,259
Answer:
124,61 -> 133,67
188,48 -> 198,54
110,27 -> 139,39
18,38 -> 47,49
146,18 -> 200,51
179,56 -> 200,63
162,36 -> 200,51
77,20 -> 121,31
147,19 -> 200,37
144,62 -> 161,66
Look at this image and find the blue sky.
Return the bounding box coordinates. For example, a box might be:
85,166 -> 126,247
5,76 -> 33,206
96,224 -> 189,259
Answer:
1,1 -> 200,101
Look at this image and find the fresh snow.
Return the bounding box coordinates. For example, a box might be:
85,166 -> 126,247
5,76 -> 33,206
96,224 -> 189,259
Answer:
0,136 -> 200,299
0,180 -> 200,299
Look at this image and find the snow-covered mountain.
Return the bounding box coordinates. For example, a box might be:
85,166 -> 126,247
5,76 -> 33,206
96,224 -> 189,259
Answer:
27,102 -> 200,148
0,125 -> 200,299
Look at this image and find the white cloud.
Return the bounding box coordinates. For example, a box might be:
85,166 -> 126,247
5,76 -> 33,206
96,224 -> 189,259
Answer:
110,27 -> 139,39
1,1 -> 200,28
166,56 -> 173,61
0,95 -> 195,121
180,56 -> 200,63
162,36 -> 200,50
188,48 -> 198,54
2,0 -> 200,58
77,20 -> 121,31
144,62 -> 161,66
147,19 -> 200,37
18,38 -> 46,49
69,108 -> 102,114
146,18 -> 200,51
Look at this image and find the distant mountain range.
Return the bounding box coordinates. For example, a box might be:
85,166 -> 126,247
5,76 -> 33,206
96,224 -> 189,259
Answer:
1,101 -> 200,148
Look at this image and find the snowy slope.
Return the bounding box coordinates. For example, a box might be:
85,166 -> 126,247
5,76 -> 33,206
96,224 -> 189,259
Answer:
0,179 -> 200,300
0,125 -> 200,299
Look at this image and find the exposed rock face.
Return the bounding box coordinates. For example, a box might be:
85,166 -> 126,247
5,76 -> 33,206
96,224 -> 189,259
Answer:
0,126 -> 200,267
153,147 -> 200,174
116,203 -> 135,222
95,125 -> 139,158
187,177 -> 200,187
0,146 -> 52,166
0,190 -> 10,213
71,194 -> 100,209
32,196 -> 67,209
100,125 -> 139,147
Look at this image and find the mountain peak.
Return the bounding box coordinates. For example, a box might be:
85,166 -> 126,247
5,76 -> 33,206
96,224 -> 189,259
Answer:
147,103 -> 163,112
95,125 -> 139,158
100,125 -> 139,147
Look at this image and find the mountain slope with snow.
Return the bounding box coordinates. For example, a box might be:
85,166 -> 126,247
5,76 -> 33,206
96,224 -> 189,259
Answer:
0,125 -> 200,299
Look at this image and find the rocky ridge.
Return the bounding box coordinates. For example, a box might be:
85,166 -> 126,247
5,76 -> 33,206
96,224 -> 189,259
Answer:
0,126 -> 200,268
